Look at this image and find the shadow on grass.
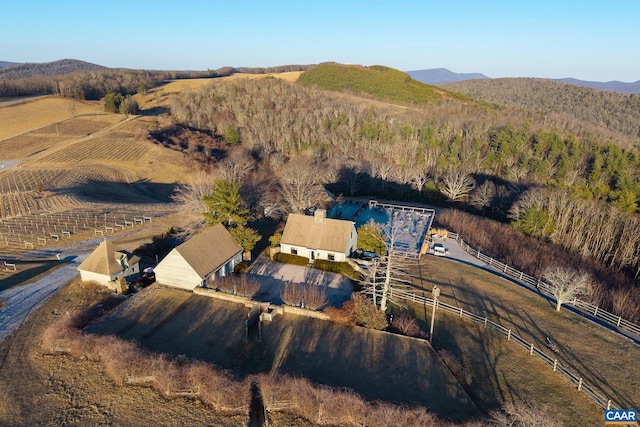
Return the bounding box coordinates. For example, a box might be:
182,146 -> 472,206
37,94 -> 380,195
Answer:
0,260 -> 68,292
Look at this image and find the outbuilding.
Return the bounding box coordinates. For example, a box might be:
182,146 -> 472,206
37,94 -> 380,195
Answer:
77,240 -> 140,288
154,223 -> 243,290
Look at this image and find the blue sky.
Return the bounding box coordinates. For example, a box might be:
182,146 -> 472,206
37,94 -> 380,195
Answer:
1,0 -> 638,82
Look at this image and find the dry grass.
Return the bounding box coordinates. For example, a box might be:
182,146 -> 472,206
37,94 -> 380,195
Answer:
403,255 -> 640,425
0,97 -> 100,140
93,287 -> 478,421
39,291 -> 474,426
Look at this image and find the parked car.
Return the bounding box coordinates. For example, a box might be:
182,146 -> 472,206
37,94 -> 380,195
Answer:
429,243 -> 449,256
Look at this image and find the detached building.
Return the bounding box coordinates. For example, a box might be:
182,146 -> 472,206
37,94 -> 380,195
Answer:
77,240 -> 140,288
281,210 -> 357,262
154,223 -> 243,290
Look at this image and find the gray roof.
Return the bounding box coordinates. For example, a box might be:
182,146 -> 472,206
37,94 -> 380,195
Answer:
174,224 -> 243,278
77,240 -> 140,275
281,214 -> 354,253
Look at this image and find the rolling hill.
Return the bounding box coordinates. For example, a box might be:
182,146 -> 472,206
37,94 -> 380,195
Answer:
297,63 -> 468,105
0,59 -> 108,80
555,77 -> 640,94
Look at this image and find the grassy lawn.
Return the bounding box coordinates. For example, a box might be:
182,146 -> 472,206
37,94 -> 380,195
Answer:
397,255 -> 640,425
95,286 -> 479,422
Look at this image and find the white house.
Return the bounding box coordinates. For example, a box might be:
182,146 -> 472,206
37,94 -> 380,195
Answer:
154,223 -> 243,290
280,210 -> 357,262
77,240 -> 140,288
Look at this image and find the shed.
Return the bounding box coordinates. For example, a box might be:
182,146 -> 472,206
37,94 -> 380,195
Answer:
77,240 -> 140,288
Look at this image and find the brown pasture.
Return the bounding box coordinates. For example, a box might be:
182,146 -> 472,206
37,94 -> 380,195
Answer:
0,97 -> 101,140
401,255 -> 639,425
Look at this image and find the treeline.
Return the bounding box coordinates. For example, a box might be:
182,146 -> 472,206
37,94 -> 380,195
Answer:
0,67 -> 212,99
446,78 -> 640,147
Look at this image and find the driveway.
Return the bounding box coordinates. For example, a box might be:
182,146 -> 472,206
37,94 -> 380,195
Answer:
247,255 -> 354,307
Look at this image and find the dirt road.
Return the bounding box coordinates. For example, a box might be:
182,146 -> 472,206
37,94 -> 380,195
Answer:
0,251 -> 89,343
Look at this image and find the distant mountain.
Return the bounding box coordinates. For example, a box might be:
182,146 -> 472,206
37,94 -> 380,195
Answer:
555,78 -> 640,94
407,68 -> 489,84
0,59 -> 108,80
0,61 -> 20,69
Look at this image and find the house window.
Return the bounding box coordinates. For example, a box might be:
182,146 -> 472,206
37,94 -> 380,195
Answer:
291,248 -> 298,255
328,254 -> 335,261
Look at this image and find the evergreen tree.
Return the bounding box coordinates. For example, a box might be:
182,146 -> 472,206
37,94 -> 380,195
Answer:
202,179 -> 250,227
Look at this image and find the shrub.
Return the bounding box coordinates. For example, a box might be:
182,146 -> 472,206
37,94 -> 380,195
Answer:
281,282 -> 305,306
390,314 -> 425,338
323,299 -> 356,326
352,294 -> 388,330
273,252 -> 309,266
313,259 -> 360,280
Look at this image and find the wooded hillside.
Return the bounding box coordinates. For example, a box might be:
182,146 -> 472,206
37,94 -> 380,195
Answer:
445,78 -> 640,149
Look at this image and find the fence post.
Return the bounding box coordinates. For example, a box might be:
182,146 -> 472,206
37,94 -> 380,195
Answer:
529,343 -> 534,355
484,317 -> 488,328
578,378 -> 583,391
476,249 -> 480,258
594,306 -> 599,317
504,264 -> 508,273
607,400 -> 611,410
519,271 -> 524,280
553,359 -> 557,372
459,307 -> 463,318
507,329 -> 511,340
617,316 -> 622,327
488,258 -> 492,266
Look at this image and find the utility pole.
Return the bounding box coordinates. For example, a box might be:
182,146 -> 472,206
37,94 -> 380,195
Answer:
429,286 -> 440,344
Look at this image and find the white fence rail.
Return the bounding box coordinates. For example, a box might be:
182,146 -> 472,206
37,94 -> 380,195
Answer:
446,232 -> 640,339
387,287 -> 618,411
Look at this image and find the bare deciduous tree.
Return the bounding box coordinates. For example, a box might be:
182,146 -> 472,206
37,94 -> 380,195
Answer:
542,266 -> 590,311
170,170 -> 214,223
277,157 -> 326,214
470,180 -> 496,211
439,169 -> 475,201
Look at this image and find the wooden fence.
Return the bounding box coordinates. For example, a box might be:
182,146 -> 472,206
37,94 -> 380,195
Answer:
447,232 -> 640,340
387,287 -> 620,411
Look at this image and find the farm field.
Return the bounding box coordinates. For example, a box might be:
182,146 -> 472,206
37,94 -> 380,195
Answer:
93,286 -> 479,422
401,255 -> 640,425
0,97 -> 102,140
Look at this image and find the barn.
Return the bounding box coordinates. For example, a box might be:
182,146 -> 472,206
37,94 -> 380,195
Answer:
77,240 -> 140,288
280,210 -> 357,262
154,223 -> 243,290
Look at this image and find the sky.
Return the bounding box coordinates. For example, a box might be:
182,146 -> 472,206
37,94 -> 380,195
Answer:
1,0 -> 639,82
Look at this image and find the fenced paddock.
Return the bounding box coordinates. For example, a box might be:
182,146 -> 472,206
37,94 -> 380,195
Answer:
447,232 -> 640,342
387,287 -> 621,412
